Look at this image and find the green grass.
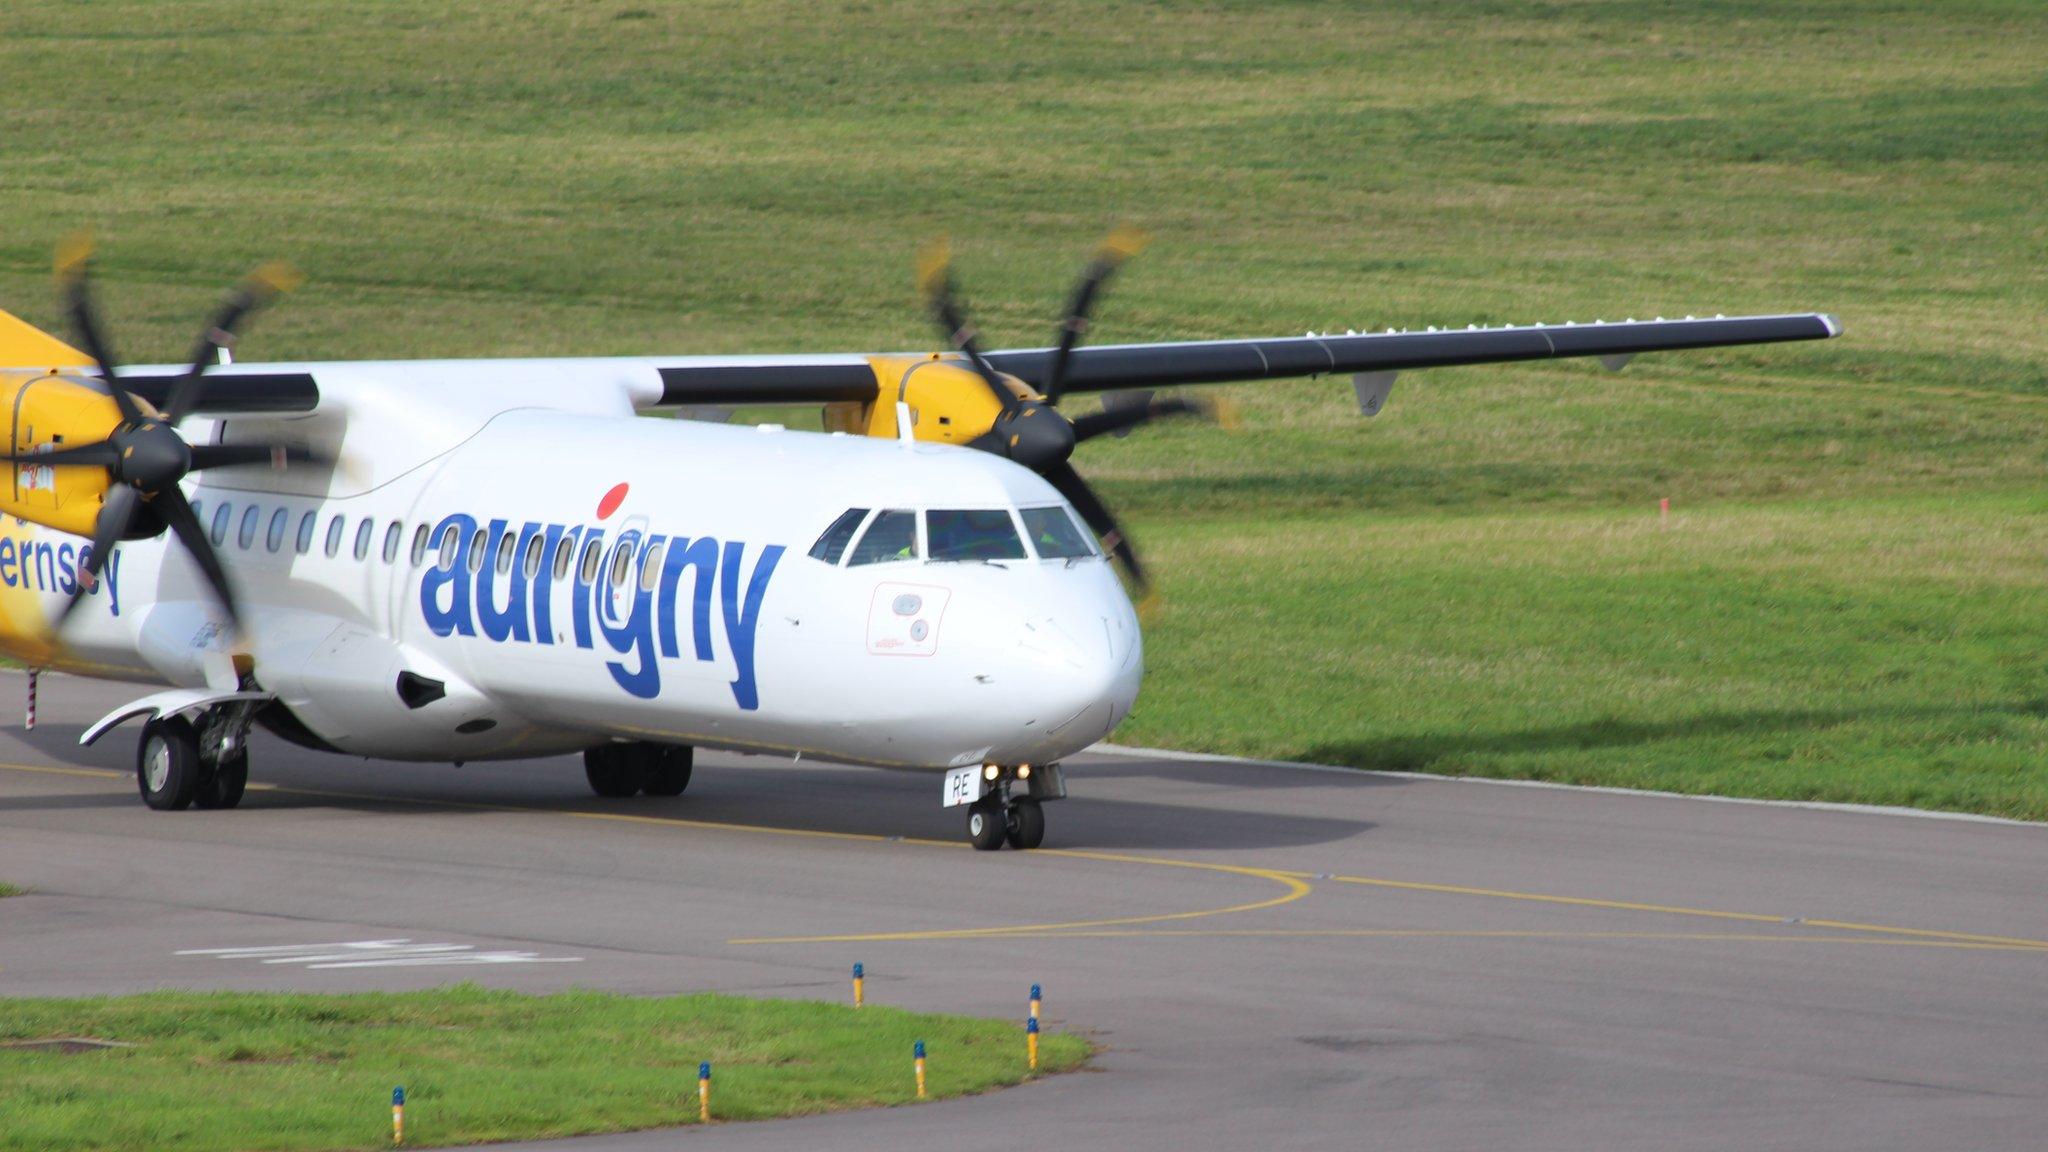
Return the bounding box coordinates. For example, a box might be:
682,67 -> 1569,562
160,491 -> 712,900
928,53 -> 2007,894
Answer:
0,987 -> 1087,1151
0,2 -> 2043,815
0,883 -> 21,898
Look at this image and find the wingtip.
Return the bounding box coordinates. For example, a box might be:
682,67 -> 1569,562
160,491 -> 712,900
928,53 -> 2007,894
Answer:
1818,313 -> 1843,338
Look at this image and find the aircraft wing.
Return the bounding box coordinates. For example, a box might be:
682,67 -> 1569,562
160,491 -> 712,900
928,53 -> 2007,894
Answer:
652,312 -> 1840,405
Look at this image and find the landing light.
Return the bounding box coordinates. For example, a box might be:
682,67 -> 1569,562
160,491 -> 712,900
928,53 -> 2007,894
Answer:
983,764 -> 1000,781
1017,764 -> 1033,780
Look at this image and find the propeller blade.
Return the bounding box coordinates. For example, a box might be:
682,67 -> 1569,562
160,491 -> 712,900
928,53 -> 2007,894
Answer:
55,241 -> 148,426
52,485 -> 138,629
164,262 -> 302,426
1045,225 -> 1147,405
53,233 -> 145,427
156,486 -> 241,634
1042,460 -> 1148,594
916,238 -> 1019,412
187,443 -> 323,472
1070,395 -> 1207,444
0,441 -> 123,469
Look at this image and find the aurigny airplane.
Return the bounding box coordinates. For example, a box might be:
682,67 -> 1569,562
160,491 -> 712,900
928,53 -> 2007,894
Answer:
0,232 -> 1839,848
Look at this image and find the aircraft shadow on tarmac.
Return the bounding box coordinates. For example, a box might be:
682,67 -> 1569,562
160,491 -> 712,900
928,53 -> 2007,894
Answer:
3,724 -> 1370,852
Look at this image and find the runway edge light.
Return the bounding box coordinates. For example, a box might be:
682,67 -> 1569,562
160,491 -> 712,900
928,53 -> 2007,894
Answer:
1030,982 -> 1041,1021
698,1062 -> 711,1123
914,1039 -> 927,1099
853,962 -> 864,1008
1027,1015 -> 1040,1071
391,1086 -> 404,1146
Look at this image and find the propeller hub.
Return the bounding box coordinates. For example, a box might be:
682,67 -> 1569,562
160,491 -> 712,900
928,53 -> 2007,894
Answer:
995,405 -> 1077,472
116,420 -> 192,492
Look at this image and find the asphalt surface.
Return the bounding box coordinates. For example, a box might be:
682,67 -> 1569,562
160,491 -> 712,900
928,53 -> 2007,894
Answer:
3,672 -> 2046,1150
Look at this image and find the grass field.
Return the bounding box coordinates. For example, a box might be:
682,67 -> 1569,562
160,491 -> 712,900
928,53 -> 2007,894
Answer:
0,2 -> 2043,813
0,987 -> 1085,1151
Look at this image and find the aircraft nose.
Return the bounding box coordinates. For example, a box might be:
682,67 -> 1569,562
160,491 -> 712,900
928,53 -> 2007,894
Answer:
1011,608 -> 1143,752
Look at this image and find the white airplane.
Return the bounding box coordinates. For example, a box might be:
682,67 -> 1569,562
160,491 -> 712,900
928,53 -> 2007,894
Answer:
0,233 -> 1839,848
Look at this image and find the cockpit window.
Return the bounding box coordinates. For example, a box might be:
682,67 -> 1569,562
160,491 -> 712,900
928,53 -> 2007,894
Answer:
846,509 -> 918,566
927,509 -> 1026,562
808,508 -> 871,564
1021,506 -> 1095,559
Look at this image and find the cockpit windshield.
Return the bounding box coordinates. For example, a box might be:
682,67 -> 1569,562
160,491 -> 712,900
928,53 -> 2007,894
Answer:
927,509 -> 1026,562
814,503 -> 1098,566
1020,506 -> 1095,559
807,507 -> 870,564
846,509 -> 919,566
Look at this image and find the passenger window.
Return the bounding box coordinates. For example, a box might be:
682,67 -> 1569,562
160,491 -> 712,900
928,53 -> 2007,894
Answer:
1020,506 -> 1095,559
410,524 -> 430,566
609,542 -> 633,587
210,503 -> 232,547
325,515 -> 345,557
438,524 -> 460,571
808,508 -> 870,564
353,519 -> 373,561
579,538 -> 602,583
382,522 -> 403,564
553,535 -> 575,581
496,531 -> 515,575
295,511 -> 316,554
927,509 -> 1026,562
523,534 -> 544,579
238,506 -> 260,550
467,528 -> 488,573
846,509 -> 918,566
639,541 -> 664,591
265,508 -> 288,553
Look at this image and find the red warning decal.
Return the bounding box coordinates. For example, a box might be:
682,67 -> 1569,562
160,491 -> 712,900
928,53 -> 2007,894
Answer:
596,482 -> 629,520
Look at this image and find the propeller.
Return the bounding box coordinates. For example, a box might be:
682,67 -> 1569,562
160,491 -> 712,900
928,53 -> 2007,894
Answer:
4,236 -> 316,632
917,229 -> 1220,596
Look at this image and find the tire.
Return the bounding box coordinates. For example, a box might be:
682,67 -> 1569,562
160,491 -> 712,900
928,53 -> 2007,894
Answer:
967,798 -> 1007,851
1005,798 -> 1045,850
583,746 -> 642,798
194,751 -> 249,810
137,718 -> 201,811
642,745 -> 693,797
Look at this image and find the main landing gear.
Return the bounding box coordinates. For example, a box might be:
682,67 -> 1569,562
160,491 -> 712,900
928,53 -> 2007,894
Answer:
584,742 -> 694,798
963,764 -> 1063,851
136,703 -> 257,812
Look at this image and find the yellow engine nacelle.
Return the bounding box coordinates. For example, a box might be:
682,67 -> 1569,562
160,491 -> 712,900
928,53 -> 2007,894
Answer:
0,371 -> 123,537
833,355 -> 1035,445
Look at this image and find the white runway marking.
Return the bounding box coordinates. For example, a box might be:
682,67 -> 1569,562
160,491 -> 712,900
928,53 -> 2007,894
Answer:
176,939 -> 583,969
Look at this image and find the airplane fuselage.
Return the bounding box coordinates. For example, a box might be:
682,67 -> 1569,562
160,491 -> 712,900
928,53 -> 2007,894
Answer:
1,365 -> 1143,775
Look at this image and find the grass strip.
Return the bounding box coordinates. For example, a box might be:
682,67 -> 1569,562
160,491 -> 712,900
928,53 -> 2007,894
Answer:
0,986 -> 1086,1151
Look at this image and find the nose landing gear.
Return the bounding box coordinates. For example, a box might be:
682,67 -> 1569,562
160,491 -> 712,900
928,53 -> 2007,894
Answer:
960,764 -> 1063,851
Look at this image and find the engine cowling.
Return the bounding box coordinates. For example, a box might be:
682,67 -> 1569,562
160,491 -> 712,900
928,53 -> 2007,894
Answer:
828,355 -> 1027,444
0,371 -> 123,537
